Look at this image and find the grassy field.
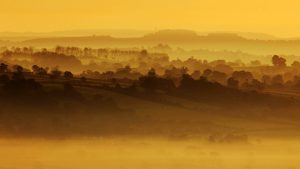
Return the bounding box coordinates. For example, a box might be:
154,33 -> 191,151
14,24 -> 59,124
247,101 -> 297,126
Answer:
1,138 -> 300,169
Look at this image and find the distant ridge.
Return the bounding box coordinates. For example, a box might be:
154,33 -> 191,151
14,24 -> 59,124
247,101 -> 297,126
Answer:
1,29 -> 300,56
144,29 -> 199,40
0,29 -> 298,41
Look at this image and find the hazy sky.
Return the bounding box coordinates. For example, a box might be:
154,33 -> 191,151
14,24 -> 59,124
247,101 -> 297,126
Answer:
1,0 -> 300,37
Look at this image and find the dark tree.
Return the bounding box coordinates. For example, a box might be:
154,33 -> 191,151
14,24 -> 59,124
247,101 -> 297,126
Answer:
80,76 -> 87,82
13,65 -> 23,73
64,71 -> 74,79
32,65 -> 48,75
191,70 -> 201,79
291,61 -> 300,67
50,68 -> 62,79
232,71 -> 253,83
227,77 -> 239,89
271,74 -> 284,87
203,69 -> 212,77
0,63 -> 8,73
140,49 -> 148,56
262,75 -> 271,85
139,68 -> 175,92
272,55 -> 286,67
12,65 -> 24,80
32,65 -> 39,72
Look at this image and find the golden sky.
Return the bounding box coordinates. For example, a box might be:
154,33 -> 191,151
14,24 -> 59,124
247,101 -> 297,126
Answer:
1,0 -> 300,37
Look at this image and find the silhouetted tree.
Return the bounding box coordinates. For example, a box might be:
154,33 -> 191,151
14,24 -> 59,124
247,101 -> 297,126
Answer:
191,70 -> 201,79
179,74 -> 197,90
291,61 -> 300,67
241,79 -> 264,91
227,77 -> 239,89
251,79 -> 264,91
12,65 -> 24,80
209,71 -> 227,84
203,69 -> 212,77
13,65 -> 23,73
32,65 -> 39,72
0,63 -> 8,73
262,75 -> 271,85
148,68 -> 156,77
164,67 -> 188,79
32,65 -> 48,75
292,76 -> 300,88
214,64 -> 233,74
80,76 -> 87,83
272,55 -> 286,67
271,74 -> 284,87
64,71 -> 74,80
139,68 -> 175,92
140,49 -> 148,56
178,73 -> 226,100
50,67 -> 62,79
232,71 -> 253,83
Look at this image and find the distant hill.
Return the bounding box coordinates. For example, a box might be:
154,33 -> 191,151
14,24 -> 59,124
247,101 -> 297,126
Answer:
0,29 -> 285,40
2,29 -> 300,56
143,30 -> 248,41
0,29 -> 152,41
143,29 -> 200,41
234,32 -> 279,40
197,31 -> 280,40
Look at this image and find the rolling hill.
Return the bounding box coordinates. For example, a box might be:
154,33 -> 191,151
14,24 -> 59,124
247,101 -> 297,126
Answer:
12,30 -> 300,56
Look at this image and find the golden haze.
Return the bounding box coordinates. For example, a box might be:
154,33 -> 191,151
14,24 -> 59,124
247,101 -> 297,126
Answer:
0,0 -> 300,37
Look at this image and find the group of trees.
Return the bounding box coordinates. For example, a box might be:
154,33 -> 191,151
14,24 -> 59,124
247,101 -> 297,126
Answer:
81,66 -> 141,80
0,48 -> 83,72
2,44 -> 300,92
108,68 -> 285,108
55,46 -> 146,58
0,62 -> 74,81
1,58 -> 298,94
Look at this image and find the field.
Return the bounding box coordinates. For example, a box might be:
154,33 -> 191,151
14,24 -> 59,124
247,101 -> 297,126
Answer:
1,137 -> 300,169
